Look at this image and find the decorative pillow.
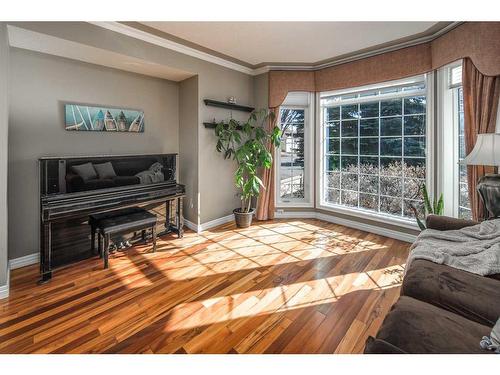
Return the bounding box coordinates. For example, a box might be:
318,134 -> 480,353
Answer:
94,162 -> 117,179
71,162 -> 97,181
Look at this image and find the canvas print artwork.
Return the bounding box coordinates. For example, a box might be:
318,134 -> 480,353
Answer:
65,104 -> 145,132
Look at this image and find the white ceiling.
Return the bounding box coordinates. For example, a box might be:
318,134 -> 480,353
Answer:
8,25 -> 196,82
141,22 -> 439,66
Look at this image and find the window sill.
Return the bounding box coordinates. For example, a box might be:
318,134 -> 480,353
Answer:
317,202 -> 419,231
276,201 -> 314,209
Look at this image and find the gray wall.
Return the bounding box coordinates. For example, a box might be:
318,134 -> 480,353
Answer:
0,23 -> 9,286
10,22 -> 257,225
198,69 -> 254,223
179,76 -> 199,224
253,73 -> 269,110
8,48 -> 179,260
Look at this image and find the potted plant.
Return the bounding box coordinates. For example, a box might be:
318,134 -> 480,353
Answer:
410,183 -> 444,230
214,109 -> 281,228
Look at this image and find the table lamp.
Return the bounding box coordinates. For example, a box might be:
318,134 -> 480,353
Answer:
461,133 -> 500,219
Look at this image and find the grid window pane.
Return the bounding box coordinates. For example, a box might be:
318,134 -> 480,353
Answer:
341,120 -> 358,137
321,78 -> 427,221
325,155 -> 340,171
360,138 -> 379,155
380,176 -> 403,196
326,121 -> 340,137
360,102 -> 379,118
359,157 -> 379,174
341,156 -> 359,172
341,190 -> 358,207
326,138 -> 340,154
380,196 -> 402,216
342,105 -> 360,119
404,178 -> 424,200
456,87 -> 471,216
341,173 -> 358,190
404,137 -> 426,157
404,199 -> 424,219
404,158 -> 426,179
380,158 -> 403,176
360,193 -> 378,211
360,174 -> 379,194
326,172 -> 340,189
381,99 -> 402,116
325,107 -> 340,121
404,115 -> 426,135
360,118 -> 379,136
341,138 -> 358,155
380,137 -> 402,156
380,117 -> 402,136
459,207 -> 472,220
404,96 -> 426,114
279,108 -> 306,202
325,189 -> 340,204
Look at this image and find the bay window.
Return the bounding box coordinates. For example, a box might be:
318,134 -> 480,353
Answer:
319,76 -> 430,223
439,63 -> 472,219
276,92 -> 313,207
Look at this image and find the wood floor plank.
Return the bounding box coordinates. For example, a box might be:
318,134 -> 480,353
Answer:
0,219 -> 409,354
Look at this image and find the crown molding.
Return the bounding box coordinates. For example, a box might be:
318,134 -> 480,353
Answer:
88,21 -> 255,75
89,21 -> 463,77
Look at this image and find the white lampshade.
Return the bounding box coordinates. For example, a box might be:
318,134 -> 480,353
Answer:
461,133 -> 500,166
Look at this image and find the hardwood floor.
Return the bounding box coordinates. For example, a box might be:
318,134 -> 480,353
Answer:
0,218 -> 409,354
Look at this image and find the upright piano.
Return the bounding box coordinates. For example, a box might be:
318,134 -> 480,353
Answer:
39,154 -> 185,283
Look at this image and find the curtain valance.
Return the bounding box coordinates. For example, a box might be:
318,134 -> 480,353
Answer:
269,22 -> 500,108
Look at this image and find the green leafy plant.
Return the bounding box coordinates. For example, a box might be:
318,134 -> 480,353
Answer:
214,109 -> 281,213
410,183 -> 444,230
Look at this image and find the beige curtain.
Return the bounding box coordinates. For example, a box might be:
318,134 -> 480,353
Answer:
462,58 -> 500,221
256,107 -> 279,221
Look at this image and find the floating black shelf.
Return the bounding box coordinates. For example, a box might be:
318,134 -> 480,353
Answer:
203,99 -> 254,113
203,122 -> 245,130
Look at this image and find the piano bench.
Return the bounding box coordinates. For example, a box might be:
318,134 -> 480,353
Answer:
89,208 -> 158,269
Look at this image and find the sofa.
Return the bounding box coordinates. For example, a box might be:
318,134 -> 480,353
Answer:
364,215 -> 500,354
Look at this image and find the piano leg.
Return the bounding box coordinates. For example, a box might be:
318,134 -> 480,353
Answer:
166,200 -> 171,230
104,235 -> 110,269
177,196 -> 184,238
38,221 -> 52,284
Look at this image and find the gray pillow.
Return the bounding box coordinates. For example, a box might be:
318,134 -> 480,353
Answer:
71,162 -> 97,181
94,162 -> 117,179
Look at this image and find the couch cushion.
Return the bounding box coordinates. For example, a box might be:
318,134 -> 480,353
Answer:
94,161 -> 117,179
374,296 -> 492,354
364,337 -> 406,354
403,259 -> 500,326
71,162 -> 97,181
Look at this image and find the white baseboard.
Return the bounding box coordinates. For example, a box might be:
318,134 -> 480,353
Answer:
183,219 -> 199,232
0,266 -> 10,300
184,214 -> 235,233
200,214 -> 234,232
274,210 -> 317,219
9,252 -> 39,270
275,210 -> 416,243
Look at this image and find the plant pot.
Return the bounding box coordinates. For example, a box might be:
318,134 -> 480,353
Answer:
233,208 -> 255,228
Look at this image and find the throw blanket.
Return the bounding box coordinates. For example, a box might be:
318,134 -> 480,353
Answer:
407,218 -> 500,276
135,162 -> 165,184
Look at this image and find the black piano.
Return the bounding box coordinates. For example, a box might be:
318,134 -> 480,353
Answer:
39,154 -> 185,283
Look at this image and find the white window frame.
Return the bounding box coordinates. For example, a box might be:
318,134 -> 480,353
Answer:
275,92 -> 314,208
315,74 -> 434,230
437,60 -> 471,218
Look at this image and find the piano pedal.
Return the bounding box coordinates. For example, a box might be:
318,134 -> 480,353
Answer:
109,243 -> 118,253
